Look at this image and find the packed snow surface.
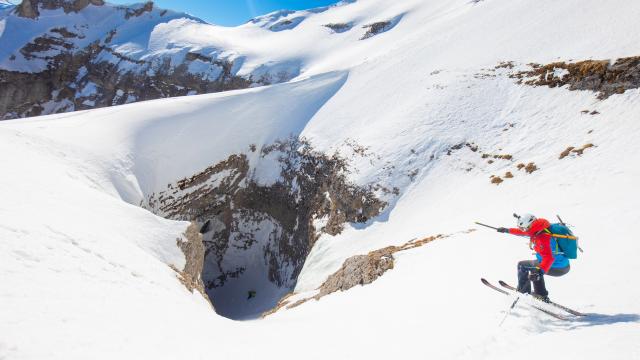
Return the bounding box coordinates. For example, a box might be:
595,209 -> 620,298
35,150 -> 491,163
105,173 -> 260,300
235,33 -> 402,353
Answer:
1,0 -> 640,359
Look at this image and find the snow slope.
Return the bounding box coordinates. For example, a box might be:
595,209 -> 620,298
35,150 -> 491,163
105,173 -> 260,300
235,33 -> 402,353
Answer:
2,0 -> 640,359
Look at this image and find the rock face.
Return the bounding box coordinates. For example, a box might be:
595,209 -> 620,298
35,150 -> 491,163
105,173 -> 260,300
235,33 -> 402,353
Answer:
317,246 -> 396,297
143,138 -> 387,319
0,37 -> 254,119
16,0 -> 105,18
512,56 -> 640,99
173,222 -> 208,298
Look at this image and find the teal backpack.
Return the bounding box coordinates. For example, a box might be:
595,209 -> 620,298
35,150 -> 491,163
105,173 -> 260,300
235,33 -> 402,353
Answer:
546,223 -> 579,259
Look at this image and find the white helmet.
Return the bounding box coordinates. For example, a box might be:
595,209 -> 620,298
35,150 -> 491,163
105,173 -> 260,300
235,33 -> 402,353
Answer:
517,213 -> 536,230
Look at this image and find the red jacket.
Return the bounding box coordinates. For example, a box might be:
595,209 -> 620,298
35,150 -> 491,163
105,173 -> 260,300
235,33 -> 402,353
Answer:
509,218 -> 554,273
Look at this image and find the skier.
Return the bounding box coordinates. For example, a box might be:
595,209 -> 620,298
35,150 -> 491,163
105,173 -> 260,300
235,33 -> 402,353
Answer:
496,214 -> 570,302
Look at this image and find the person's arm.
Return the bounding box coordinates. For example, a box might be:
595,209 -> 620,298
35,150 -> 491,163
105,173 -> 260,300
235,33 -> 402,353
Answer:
537,235 -> 555,273
508,228 -> 528,236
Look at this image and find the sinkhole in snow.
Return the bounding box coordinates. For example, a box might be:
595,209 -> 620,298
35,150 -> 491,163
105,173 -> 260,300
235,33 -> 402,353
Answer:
140,138 -> 387,320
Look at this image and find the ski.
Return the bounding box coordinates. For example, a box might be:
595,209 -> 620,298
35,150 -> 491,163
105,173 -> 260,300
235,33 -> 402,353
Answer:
498,280 -> 586,317
481,278 -> 510,295
481,278 -> 570,321
529,304 -> 570,321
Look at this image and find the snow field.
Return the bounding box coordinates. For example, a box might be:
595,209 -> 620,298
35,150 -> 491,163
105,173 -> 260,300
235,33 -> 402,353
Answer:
1,0 -> 640,359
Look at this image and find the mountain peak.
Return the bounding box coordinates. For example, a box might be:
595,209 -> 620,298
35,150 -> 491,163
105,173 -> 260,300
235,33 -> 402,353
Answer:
16,0 -> 106,18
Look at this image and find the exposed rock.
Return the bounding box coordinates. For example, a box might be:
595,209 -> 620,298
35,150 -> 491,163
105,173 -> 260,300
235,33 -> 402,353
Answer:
559,147 -> 574,160
482,153 -> 513,161
317,246 -> 396,297
524,162 -> 537,174
16,0 -> 38,18
512,56 -> 640,99
124,1 -> 153,19
490,175 -> 503,185
50,27 -> 80,38
173,222 -> 207,298
559,144 -> 595,159
360,15 -> 402,40
361,21 -> 392,40
324,22 -> 353,33
265,233 -> 457,316
0,40 -> 254,119
572,143 -> 594,156
16,0 -> 105,18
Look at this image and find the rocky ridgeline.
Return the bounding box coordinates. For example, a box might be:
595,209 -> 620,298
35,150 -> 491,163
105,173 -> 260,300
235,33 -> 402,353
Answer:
142,138 -> 387,318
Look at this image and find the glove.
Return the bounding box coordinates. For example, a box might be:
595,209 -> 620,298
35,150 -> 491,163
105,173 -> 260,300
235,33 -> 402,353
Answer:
497,227 -> 509,233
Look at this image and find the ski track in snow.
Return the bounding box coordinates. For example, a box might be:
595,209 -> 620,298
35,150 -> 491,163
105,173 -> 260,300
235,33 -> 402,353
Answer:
2,0 -> 640,359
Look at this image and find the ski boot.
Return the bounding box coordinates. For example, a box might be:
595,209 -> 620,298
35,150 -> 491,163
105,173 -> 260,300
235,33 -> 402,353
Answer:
532,293 -> 551,303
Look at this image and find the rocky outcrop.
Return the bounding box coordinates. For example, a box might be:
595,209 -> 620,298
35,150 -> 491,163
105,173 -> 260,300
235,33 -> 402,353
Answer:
511,56 -> 640,99
143,138 -> 388,319
317,246 -> 396,297
16,0 -> 105,18
324,22 -> 353,33
360,15 -> 403,40
174,222 -> 207,296
123,1 -> 153,19
16,0 -> 38,18
316,235 -> 442,298
264,233 -> 457,316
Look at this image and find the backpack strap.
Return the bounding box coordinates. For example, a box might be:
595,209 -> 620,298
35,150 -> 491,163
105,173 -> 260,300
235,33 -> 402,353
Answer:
543,228 -> 578,240
544,228 -> 563,255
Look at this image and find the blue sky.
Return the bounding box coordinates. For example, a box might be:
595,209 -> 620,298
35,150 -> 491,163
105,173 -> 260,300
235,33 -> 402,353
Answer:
108,0 -> 342,26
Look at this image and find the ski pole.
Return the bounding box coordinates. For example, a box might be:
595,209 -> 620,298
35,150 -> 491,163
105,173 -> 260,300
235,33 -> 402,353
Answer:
499,296 -> 520,327
474,222 -> 499,230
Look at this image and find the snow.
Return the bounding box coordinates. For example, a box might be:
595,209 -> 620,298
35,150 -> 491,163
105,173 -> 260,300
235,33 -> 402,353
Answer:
77,82 -> 97,98
2,0 -> 640,359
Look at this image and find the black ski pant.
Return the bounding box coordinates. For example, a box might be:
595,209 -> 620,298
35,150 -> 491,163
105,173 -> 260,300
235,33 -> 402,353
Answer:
517,260 -> 570,297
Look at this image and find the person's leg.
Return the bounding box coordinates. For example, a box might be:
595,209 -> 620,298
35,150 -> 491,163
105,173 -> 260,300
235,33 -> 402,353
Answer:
517,260 -> 538,294
531,270 -> 547,297
546,266 -> 570,277
533,265 -> 570,298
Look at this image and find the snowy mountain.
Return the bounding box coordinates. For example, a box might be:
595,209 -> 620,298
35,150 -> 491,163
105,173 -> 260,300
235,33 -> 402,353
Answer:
0,0 -> 357,119
2,0 -> 640,359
